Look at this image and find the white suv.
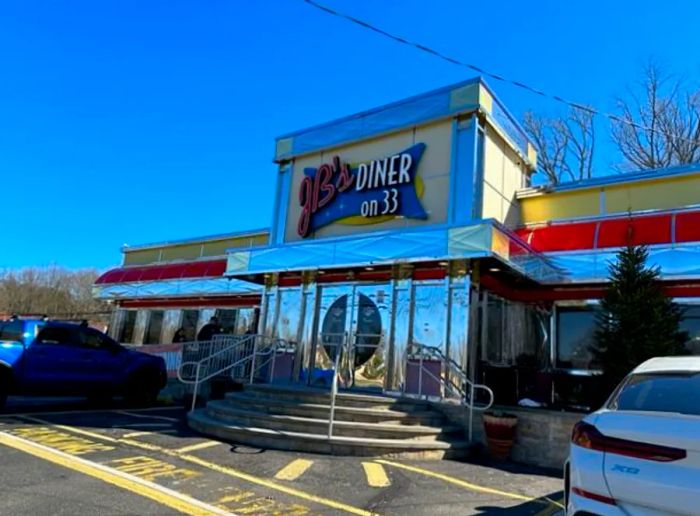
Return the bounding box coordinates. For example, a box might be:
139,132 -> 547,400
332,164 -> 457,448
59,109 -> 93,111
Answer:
565,356 -> 700,515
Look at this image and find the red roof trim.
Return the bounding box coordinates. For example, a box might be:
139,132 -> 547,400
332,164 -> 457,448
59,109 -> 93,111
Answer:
119,295 -> 260,309
516,210 -> 700,253
96,259 -> 227,285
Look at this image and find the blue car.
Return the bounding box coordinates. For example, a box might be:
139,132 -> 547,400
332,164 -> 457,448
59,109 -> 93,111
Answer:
0,317 -> 167,408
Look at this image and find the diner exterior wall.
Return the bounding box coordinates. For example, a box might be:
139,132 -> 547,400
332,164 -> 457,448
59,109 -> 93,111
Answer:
519,166 -> 700,225
481,125 -> 528,227
435,402 -> 582,470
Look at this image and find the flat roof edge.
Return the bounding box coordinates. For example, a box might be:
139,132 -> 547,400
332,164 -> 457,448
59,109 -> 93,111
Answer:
122,228 -> 270,252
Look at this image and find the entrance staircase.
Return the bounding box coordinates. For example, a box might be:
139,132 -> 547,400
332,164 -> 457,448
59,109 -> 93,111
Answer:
178,334 -> 493,459
188,384 -> 472,459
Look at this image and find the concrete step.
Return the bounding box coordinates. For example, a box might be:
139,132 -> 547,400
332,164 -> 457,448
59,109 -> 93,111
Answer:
223,392 -> 445,425
205,400 -> 463,441
245,383 -> 431,409
188,409 -> 470,459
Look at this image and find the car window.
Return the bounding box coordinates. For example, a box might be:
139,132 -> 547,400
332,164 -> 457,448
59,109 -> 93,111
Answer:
78,328 -> 114,349
609,372 -> 700,416
35,327 -> 75,346
0,320 -> 24,342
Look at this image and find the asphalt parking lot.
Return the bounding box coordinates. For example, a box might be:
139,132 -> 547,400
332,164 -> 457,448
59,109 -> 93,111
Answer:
0,398 -> 564,515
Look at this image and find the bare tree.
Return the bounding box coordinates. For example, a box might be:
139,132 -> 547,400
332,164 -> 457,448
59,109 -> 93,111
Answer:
524,107 -> 595,185
0,266 -> 109,322
611,63 -> 700,170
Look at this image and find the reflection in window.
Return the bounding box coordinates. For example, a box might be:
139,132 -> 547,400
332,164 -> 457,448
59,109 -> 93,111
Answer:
119,311 -> 137,344
215,309 -> 237,334
0,320 -> 24,342
556,308 -> 598,370
483,294 -> 548,367
680,305 -> 700,355
412,284 -> 447,352
144,310 -> 164,344
181,310 -> 199,341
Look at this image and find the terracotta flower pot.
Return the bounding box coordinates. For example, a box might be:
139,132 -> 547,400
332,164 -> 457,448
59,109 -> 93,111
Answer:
483,411 -> 518,461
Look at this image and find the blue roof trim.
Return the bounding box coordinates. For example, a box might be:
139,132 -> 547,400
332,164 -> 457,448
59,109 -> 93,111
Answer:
276,77 -> 481,140
533,162 -> 700,194
274,77 -> 536,162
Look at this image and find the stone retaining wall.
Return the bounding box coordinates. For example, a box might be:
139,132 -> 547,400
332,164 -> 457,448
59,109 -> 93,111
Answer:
433,401 -> 584,470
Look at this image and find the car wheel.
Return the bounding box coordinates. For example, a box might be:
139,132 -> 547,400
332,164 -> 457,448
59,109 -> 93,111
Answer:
125,370 -> 160,407
0,368 -> 10,410
87,392 -> 113,406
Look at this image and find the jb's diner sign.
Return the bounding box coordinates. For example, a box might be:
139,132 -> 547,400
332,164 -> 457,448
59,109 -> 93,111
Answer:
297,143 -> 428,237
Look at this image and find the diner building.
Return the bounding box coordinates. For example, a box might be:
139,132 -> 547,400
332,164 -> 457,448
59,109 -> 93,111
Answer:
94,77 -> 700,414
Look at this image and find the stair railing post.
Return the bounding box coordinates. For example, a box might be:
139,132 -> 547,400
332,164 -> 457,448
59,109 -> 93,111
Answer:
418,348 -> 424,398
270,339 -> 277,384
327,342 -> 341,440
191,362 -> 201,412
249,337 -> 258,385
468,382 -> 475,442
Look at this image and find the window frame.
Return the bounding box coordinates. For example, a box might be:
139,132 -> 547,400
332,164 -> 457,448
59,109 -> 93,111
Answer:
553,302 -> 601,374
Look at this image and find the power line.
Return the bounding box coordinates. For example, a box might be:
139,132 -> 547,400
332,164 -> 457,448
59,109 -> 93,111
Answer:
302,0 -> 700,147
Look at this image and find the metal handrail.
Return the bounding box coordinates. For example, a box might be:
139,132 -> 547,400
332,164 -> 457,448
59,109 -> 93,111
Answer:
177,334 -> 294,412
327,342 -> 343,439
411,342 -> 494,441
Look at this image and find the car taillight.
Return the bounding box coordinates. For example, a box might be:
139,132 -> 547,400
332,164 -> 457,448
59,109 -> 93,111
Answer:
571,487 -> 617,506
572,421 -> 686,462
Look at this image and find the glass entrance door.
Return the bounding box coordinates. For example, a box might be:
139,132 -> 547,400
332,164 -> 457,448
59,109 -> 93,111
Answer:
313,283 -> 391,391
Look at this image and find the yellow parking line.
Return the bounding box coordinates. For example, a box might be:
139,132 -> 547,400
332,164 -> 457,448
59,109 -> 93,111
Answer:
274,459 -> 314,481
377,460 -> 563,508
362,462 -> 390,488
22,416 -> 375,516
175,441 -> 223,454
0,431 -> 229,515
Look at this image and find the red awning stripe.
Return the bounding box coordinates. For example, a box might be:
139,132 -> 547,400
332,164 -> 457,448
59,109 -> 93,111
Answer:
515,210 -> 700,253
96,259 -> 227,285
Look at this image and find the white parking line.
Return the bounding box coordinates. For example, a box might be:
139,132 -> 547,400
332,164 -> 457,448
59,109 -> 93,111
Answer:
114,411 -> 179,422
119,423 -> 174,429
122,430 -> 178,438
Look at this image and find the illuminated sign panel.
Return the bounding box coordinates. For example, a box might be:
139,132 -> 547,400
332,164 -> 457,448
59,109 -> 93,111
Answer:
297,143 -> 428,237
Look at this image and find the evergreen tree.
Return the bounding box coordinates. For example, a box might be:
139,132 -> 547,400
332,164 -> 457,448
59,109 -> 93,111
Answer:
592,245 -> 688,387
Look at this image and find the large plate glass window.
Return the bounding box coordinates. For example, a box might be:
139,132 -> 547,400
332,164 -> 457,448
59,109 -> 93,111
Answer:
181,310 -> 199,341
144,310 -> 164,344
680,304 -> 700,355
118,311 -> 137,344
556,307 -> 598,370
215,309 -> 237,334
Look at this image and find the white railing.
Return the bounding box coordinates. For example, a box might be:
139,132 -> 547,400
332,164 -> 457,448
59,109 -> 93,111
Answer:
177,334 -> 295,412
411,343 -> 494,441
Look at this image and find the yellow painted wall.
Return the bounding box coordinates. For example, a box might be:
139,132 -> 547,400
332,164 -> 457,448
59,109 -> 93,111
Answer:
520,190 -> 600,224
519,170 -> 700,225
604,175 -> 700,214
482,126 -> 527,226
122,249 -> 161,266
123,233 -> 270,266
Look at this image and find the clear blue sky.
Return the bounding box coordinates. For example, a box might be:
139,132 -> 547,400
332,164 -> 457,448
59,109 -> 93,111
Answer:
2,0 -> 699,270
